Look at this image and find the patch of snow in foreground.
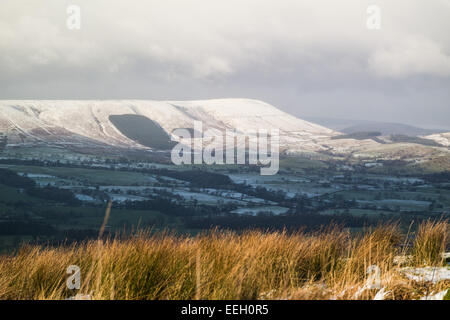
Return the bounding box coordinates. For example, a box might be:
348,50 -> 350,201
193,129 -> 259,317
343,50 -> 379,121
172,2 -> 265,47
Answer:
65,294 -> 92,300
420,290 -> 448,300
373,287 -> 390,300
400,267 -> 450,283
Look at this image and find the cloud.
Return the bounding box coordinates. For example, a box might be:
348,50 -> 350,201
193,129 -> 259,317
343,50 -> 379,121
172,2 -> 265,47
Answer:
369,36 -> 450,78
0,0 -> 449,126
1,0 -> 449,82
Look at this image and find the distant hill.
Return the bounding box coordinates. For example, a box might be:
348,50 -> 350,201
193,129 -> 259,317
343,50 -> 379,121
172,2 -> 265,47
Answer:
342,123 -> 444,136
331,131 -> 382,141
389,134 -> 443,147
426,132 -> 450,147
302,117 -> 447,136
330,131 -> 443,147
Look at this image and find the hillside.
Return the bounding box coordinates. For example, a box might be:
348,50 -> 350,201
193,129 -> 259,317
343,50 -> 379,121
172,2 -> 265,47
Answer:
303,117 -> 446,136
342,123 -> 445,136
426,132 -> 450,147
0,99 -> 337,152
1,100 -> 449,169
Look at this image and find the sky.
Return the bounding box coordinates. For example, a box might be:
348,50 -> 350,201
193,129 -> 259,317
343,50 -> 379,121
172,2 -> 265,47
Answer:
0,0 -> 449,128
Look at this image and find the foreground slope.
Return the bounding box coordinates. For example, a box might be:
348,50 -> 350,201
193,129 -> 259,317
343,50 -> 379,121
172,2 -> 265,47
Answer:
0,221 -> 448,300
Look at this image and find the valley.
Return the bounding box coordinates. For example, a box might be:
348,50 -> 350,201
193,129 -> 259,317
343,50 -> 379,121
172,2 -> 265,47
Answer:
0,100 -> 449,252
0,146 -> 449,252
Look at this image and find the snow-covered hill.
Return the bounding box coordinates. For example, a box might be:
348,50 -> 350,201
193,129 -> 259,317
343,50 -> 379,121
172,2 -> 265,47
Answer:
425,132 -> 450,147
0,99 -> 339,152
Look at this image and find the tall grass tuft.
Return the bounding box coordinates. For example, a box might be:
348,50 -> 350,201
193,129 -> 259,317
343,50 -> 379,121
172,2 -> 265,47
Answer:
412,219 -> 449,266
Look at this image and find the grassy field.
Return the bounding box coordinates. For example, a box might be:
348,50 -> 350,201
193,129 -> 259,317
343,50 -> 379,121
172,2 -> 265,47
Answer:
319,208 -> 395,217
279,157 -> 329,172
0,184 -> 40,203
0,165 -> 154,185
0,220 -> 448,300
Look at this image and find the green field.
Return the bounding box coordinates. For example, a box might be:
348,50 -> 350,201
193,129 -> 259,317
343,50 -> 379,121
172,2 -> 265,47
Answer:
0,165 -> 154,185
279,157 -> 329,171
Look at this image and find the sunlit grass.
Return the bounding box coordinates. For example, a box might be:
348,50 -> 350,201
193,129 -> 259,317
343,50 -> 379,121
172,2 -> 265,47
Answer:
0,221 -> 448,300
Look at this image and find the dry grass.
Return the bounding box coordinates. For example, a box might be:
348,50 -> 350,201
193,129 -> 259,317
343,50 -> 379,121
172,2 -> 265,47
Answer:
412,219 -> 449,266
0,221 -> 448,300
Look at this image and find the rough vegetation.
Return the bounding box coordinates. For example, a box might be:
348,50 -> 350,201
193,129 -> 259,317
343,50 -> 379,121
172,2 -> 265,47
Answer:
0,220 -> 448,300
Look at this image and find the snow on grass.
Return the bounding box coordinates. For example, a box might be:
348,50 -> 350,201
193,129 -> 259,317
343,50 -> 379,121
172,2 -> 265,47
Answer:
75,194 -> 96,202
400,267 -> 450,283
108,194 -> 149,202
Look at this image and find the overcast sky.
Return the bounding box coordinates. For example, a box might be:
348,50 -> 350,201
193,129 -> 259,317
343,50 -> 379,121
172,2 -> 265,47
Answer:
0,0 -> 449,128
